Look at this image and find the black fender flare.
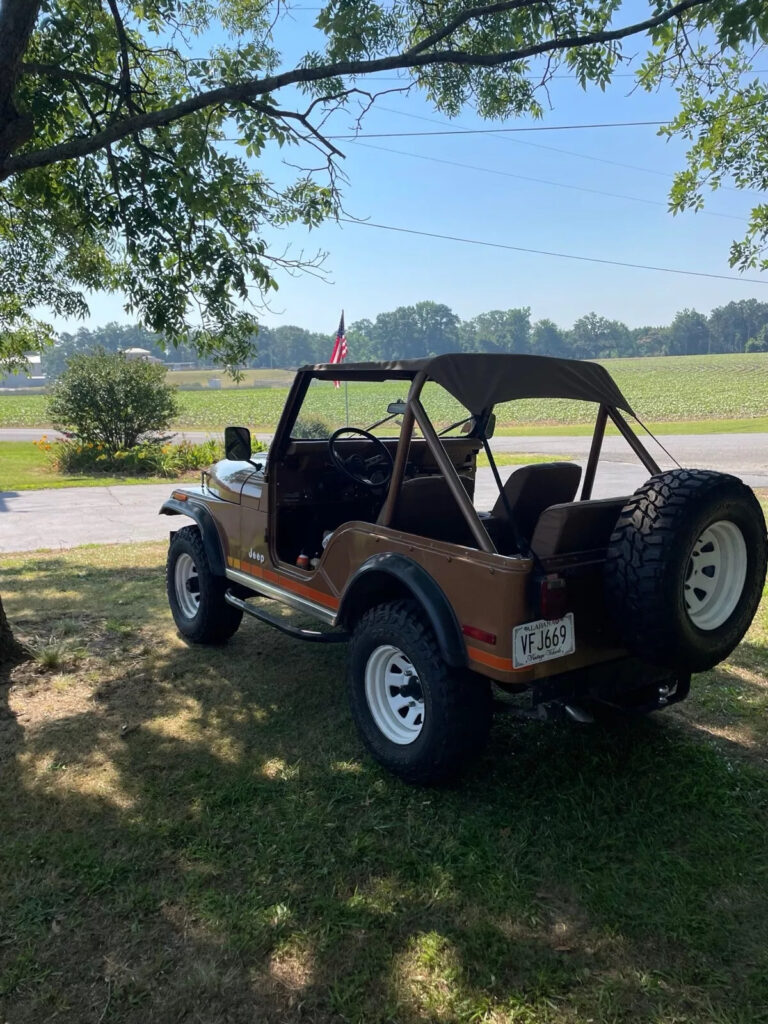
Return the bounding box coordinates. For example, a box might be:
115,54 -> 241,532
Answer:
160,498 -> 227,577
337,552 -> 466,668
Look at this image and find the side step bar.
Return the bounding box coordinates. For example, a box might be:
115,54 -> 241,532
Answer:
225,591 -> 349,644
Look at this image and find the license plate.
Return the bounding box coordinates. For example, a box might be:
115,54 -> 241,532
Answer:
513,613 -> 575,669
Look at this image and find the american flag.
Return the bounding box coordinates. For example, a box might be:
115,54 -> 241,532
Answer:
329,311 -> 347,388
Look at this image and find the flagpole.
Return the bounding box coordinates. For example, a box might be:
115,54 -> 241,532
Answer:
342,309 -> 349,425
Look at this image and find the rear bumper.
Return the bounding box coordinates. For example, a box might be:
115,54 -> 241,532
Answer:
527,656 -> 689,711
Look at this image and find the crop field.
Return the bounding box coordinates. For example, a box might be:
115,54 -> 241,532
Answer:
166,367 -> 295,389
2,353 -> 767,431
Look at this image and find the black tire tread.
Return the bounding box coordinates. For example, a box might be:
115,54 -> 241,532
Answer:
347,599 -> 491,785
166,525 -> 242,644
605,469 -> 767,672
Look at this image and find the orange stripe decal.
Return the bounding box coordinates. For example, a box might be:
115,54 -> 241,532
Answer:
466,644 -> 526,673
229,557 -> 339,610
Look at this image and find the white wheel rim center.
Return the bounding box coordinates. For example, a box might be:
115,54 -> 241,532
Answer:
364,644 -> 425,745
684,520 -> 747,631
174,552 -> 201,619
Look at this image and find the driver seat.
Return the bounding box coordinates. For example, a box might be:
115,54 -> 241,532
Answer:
388,475 -> 476,545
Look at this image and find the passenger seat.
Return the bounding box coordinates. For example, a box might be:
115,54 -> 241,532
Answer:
484,462 -> 582,551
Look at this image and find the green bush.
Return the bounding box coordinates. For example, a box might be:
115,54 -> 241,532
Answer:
46,438 -> 224,476
43,435 -> 267,477
292,416 -> 331,438
47,350 -> 179,452
745,326 -> 768,353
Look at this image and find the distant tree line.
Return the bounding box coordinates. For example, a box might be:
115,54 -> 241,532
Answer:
43,299 -> 768,378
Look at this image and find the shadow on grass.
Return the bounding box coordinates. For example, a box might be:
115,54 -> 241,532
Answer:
2,554 -> 768,1023
672,640 -> 768,754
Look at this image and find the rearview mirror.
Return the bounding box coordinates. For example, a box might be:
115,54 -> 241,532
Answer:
387,399 -> 407,415
480,413 -> 496,439
225,425 -> 252,461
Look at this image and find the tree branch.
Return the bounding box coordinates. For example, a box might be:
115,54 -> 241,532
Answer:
248,99 -> 346,158
21,61 -> 120,92
405,0 -> 540,57
103,0 -> 135,111
1,0 -> 712,179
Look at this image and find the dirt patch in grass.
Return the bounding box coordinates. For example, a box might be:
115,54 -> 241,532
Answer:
2,543 -> 768,1023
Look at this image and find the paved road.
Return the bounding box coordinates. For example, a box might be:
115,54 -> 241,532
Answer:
492,432 -> 768,478
3,427 -> 767,476
2,430 -> 766,553
0,483 -> 175,553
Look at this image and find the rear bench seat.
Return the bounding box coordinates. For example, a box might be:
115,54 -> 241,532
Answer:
530,496 -> 630,558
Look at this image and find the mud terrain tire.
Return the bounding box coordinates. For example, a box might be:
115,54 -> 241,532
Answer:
167,525 -> 243,644
605,469 -> 767,673
348,600 -> 491,785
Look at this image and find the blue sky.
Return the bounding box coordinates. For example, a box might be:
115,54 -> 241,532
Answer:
74,4 -> 768,338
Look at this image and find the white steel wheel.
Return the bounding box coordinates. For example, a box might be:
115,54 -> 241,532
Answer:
684,520 -> 748,631
364,644 -> 425,745
174,551 -> 201,619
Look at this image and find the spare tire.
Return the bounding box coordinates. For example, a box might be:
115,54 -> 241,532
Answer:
605,469 -> 767,673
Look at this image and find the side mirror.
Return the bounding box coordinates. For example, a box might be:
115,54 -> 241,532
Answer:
387,399 -> 407,415
225,425 -> 252,461
485,413 -> 497,439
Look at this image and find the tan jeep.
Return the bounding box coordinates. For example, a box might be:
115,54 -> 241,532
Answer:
161,354 -> 767,783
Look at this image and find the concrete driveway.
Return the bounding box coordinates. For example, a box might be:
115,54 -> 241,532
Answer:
0,483 -> 177,553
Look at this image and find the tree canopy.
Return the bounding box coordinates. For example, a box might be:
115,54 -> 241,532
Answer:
1,0 -> 767,373
19,296 -> 768,375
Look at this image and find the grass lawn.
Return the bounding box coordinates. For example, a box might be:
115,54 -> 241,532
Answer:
1,535 -> 767,1023
0,442 -> 199,491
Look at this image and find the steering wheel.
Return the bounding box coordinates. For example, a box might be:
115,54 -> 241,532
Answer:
328,427 -> 394,489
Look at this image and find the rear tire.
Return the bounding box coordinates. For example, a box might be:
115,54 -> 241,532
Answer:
166,526 -> 242,644
605,469 -> 767,672
347,600 -> 491,784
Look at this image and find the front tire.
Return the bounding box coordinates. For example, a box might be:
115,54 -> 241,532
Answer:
347,600 -> 491,784
166,526 -> 242,644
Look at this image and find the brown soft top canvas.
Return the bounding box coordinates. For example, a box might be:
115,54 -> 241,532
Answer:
301,353 -> 633,415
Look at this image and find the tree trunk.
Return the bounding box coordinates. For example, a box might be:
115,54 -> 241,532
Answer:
0,0 -> 42,166
0,592 -> 25,667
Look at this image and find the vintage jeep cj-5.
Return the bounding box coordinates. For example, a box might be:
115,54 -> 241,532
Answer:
161,354 -> 767,783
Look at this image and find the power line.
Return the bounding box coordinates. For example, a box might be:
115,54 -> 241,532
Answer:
371,103 -> 759,198
348,139 -> 745,221
376,104 -> 678,181
329,119 -> 668,139
338,218 -> 768,284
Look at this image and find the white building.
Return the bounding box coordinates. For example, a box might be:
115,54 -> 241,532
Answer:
0,353 -> 46,389
122,347 -> 162,363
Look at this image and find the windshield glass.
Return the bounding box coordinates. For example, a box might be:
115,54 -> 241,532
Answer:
289,379 -> 472,440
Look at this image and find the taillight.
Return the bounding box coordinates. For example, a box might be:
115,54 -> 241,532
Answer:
539,574 -> 567,620
462,624 -> 497,646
